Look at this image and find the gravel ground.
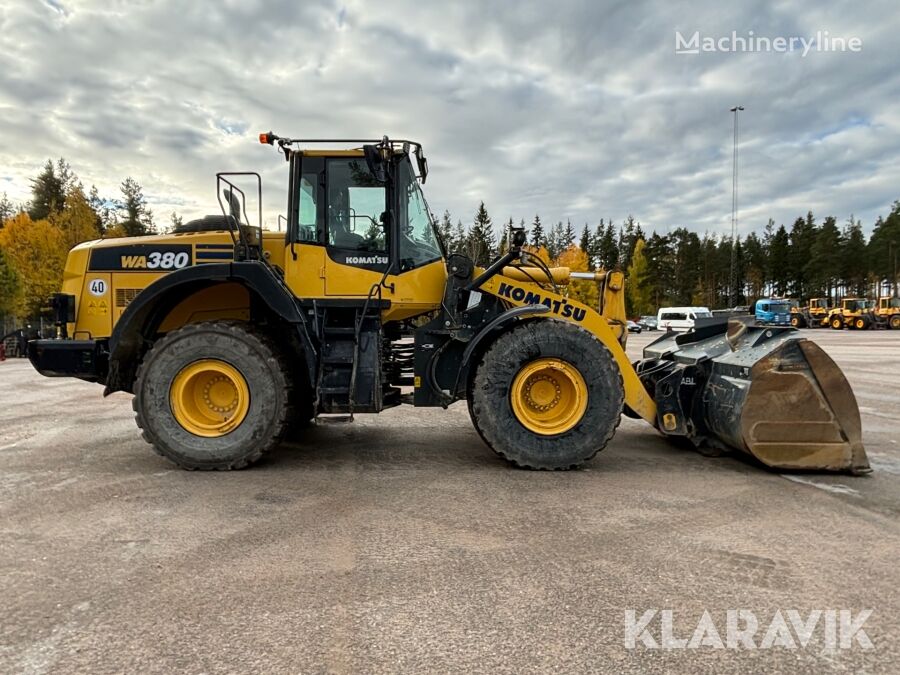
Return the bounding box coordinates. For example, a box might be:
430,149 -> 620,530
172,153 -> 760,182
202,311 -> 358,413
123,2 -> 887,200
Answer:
1,328 -> 898,673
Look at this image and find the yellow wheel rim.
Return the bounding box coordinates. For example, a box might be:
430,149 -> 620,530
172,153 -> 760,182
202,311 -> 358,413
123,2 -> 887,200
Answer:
855,319 -> 865,329
170,359 -> 250,437
510,358 -> 588,436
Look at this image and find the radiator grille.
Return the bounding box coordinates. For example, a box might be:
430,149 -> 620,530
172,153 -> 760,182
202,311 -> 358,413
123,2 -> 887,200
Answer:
115,288 -> 141,308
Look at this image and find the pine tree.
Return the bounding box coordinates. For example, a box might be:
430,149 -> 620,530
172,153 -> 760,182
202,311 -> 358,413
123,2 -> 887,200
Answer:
498,217 -> 515,254
562,219 -> 576,249
530,214 -> 545,248
171,211 -> 184,230
790,211 -> 817,299
762,218 -> 776,293
0,193 -> 13,228
808,216 -> 842,301
28,159 -> 66,220
87,185 -> 109,233
452,220 -> 467,255
437,210 -> 453,252
597,221 -> 618,271
119,177 -> 155,237
841,216 -> 868,297
579,223 -> 591,256
743,232 -> 767,300
546,221 -> 564,259
618,216 -> 643,269
769,225 -> 791,296
466,202 -> 496,265
868,201 -> 900,296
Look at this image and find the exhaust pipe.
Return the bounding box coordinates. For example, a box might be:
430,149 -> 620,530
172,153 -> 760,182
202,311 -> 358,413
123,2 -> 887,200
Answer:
635,318 -> 870,474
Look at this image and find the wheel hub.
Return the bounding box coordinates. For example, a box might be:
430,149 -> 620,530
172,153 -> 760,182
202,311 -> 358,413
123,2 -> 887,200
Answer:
511,358 -> 588,435
170,359 -> 250,437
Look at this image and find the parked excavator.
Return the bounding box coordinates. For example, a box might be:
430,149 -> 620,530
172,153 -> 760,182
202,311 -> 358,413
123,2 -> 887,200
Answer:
27,134 -> 870,474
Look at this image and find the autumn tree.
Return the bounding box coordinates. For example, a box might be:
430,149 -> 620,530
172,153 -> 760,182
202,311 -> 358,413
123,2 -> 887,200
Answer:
51,185 -> 101,249
0,247 -> 19,318
557,244 -> 599,309
0,214 -> 67,318
626,238 -> 653,316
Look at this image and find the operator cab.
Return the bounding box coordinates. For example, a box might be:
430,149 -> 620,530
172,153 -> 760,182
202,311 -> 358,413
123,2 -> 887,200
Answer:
279,136 -> 443,277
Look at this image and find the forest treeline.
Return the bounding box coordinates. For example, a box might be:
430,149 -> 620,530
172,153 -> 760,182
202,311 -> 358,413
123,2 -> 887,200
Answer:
2,158 -> 899,323
0,159 -> 166,320
438,201 -> 900,316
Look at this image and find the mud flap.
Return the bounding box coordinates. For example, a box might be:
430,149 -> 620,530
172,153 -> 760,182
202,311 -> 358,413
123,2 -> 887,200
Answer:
637,318 -> 870,474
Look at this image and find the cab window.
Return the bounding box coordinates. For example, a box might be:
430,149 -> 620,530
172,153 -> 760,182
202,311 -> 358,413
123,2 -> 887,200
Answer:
297,175 -> 318,242
326,158 -> 387,251
397,158 -> 441,271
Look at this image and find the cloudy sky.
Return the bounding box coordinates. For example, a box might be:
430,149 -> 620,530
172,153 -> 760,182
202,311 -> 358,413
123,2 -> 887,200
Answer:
1,0 -> 898,237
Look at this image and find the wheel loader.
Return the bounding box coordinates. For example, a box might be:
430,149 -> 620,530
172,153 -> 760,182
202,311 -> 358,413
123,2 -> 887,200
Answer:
873,296 -> 900,329
827,298 -> 876,330
790,297 -> 830,328
27,134 -> 870,474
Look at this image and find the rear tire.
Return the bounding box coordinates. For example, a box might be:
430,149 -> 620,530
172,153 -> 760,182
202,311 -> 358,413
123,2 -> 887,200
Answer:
468,320 -> 624,470
890,315 -> 900,330
133,321 -> 290,470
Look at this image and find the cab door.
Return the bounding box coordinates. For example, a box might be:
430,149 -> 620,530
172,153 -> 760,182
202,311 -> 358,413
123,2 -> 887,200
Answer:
322,155 -> 392,297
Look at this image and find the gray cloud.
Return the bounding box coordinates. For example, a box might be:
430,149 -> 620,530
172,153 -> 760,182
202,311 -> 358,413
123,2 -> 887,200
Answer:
1,0 -> 898,236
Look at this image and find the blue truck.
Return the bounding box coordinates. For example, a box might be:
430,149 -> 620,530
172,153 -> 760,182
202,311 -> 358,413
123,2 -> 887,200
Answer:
755,298 -> 793,326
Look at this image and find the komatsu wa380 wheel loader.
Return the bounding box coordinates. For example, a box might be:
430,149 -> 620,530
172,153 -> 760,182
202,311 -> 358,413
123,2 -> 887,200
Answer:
28,134 -> 870,474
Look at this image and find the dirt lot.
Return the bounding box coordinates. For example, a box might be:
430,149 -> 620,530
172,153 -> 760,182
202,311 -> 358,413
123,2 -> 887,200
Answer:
1,329 -> 898,673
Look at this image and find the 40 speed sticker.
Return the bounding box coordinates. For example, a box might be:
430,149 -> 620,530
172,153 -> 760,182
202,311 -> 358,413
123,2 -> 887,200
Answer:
88,244 -> 193,272
88,279 -> 107,296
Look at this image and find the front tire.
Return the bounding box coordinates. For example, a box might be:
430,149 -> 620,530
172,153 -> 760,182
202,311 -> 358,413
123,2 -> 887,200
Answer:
133,321 -> 290,470
831,317 -> 843,330
468,320 -> 624,470
890,315 -> 900,330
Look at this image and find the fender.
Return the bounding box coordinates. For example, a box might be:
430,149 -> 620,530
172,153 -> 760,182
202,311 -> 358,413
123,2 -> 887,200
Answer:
459,304 -> 550,372
104,261 -> 317,394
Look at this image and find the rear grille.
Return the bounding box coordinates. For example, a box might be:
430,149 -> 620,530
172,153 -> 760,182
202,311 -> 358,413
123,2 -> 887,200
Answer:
115,288 -> 141,308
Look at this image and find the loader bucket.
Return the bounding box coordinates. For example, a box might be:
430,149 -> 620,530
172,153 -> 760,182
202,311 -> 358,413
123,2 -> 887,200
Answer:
636,318 -> 870,474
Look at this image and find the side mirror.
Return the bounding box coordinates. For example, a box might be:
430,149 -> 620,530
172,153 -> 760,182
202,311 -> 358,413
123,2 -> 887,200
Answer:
414,146 -> 428,183
363,145 -> 387,183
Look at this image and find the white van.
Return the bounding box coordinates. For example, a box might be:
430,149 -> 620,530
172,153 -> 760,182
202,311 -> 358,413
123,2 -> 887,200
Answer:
657,306 -> 713,332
